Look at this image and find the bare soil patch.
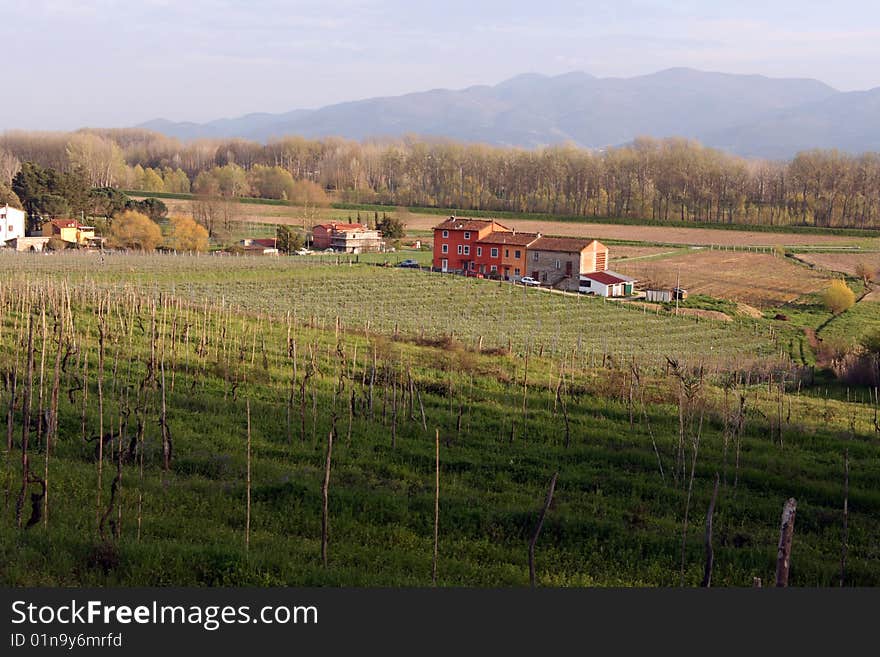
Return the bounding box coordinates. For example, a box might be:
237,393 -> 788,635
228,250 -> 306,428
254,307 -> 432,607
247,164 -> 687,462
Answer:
608,246 -> 679,260
796,252 -> 880,278
613,251 -> 831,307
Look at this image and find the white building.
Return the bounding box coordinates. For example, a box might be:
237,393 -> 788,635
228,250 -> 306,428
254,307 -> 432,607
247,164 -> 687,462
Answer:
579,270 -> 637,297
0,205 -> 26,244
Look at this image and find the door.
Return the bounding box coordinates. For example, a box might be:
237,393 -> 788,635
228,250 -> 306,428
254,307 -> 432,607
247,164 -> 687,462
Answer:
441,259 -> 448,272
565,261 -> 572,276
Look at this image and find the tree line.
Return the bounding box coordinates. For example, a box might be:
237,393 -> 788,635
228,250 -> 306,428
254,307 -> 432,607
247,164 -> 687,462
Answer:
2,129 -> 880,228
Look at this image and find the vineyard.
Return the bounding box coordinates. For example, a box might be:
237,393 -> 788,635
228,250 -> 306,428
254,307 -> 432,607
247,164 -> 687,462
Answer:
1,252 -> 878,587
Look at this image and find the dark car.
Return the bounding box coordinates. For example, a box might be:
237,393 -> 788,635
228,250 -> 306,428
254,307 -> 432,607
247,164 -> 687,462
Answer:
397,259 -> 420,268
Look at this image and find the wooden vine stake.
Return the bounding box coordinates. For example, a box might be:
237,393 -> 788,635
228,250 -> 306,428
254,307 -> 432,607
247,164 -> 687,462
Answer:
840,449 -> 849,587
245,399 -> 252,554
321,430 -> 333,567
433,428 -> 440,586
775,497 -> 797,587
701,473 -> 720,587
528,471 -> 558,588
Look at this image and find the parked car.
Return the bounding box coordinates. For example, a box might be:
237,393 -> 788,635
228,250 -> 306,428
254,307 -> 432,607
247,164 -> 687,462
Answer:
397,259 -> 420,268
294,248 -> 312,255
519,276 -> 541,287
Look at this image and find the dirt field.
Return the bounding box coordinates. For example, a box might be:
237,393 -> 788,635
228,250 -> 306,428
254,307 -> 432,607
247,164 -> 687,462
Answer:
795,252 -> 880,277
152,197 -> 878,248
613,251 -> 832,307
399,216 -> 874,248
608,246 -> 681,261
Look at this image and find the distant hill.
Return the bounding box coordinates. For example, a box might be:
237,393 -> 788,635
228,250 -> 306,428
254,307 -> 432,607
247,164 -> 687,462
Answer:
137,68 -> 880,158
704,87 -> 880,158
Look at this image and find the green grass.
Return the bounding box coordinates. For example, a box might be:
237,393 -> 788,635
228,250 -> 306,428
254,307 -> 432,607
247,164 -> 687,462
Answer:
1,252 -> 877,587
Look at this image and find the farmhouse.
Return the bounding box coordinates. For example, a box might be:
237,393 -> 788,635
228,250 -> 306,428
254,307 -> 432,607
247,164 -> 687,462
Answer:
524,237 -> 609,292
239,238 -> 279,255
431,217 -> 613,291
312,222 -> 384,253
41,219 -> 96,246
580,270 -> 636,297
432,217 -> 511,273
0,204 -> 26,244
472,231 -> 540,280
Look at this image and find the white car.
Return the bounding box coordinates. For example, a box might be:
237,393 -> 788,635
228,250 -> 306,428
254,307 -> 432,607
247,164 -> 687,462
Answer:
519,276 -> 541,287
294,248 -> 312,255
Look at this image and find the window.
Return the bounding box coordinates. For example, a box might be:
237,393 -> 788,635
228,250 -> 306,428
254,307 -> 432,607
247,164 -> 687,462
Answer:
490,265 -> 497,272
457,245 -> 463,255
441,244 -> 448,254
515,250 -> 521,259
469,262 -> 475,270
505,249 -> 509,258
555,259 -> 561,270
583,279 -> 591,287
442,230 -> 448,238
490,247 -> 499,258
533,252 -> 539,261
464,231 -> 471,240
514,268 -> 521,276
463,245 -> 470,255
476,247 -> 482,257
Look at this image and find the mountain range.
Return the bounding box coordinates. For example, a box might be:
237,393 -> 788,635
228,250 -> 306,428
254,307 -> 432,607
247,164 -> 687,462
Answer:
138,68 -> 880,159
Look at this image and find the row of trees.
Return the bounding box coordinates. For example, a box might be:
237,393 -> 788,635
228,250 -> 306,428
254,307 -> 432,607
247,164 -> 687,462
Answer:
3,130 -> 880,228
10,162 -> 168,231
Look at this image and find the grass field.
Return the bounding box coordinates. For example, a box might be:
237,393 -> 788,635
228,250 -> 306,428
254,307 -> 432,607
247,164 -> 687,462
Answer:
1,252 -> 877,588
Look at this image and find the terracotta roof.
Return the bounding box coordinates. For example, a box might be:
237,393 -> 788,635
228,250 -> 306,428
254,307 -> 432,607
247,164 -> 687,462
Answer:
250,238 -> 278,248
477,232 -> 540,246
581,271 -> 628,285
530,236 -> 597,253
51,219 -> 81,228
315,222 -> 365,231
434,217 -> 510,232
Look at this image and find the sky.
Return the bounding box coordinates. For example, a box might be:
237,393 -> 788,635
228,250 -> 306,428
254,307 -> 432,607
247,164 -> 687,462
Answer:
3,0 -> 880,130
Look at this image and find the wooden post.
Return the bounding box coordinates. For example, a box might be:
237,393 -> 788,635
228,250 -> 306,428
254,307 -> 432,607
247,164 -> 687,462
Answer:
775,497 -> 797,587
528,471 -> 558,588
321,430 -> 333,567
840,449 -> 849,587
246,399 -> 252,554
433,428 -> 439,586
701,473 -> 720,587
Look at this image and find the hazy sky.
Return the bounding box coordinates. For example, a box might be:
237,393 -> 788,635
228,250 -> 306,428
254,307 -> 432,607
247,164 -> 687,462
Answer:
3,0 -> 879,129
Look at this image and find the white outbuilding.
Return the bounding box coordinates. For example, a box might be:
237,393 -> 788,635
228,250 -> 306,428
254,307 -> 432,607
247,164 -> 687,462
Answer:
579,270 -> 636,297
0,205 -> 26,244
